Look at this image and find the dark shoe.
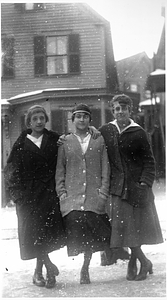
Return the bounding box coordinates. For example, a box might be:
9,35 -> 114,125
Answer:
126,262 -> 137,281
135,259 -> 153,281
33,270 -> 45,287
80,268 -> 91,284
45,274 -> 56,289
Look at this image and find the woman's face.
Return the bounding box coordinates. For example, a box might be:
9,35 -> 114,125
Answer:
112,101 -> 131,123
30,112 -> 46,136
73,112 -> 90,132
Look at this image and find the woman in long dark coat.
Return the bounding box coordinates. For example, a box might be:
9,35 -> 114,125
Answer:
99,94 -> 163,281
5,105 -> 66,289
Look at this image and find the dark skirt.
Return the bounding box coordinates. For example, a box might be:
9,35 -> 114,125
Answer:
16,185 -> 66,260
110,195 -> 163,248
63,210 -> 111,256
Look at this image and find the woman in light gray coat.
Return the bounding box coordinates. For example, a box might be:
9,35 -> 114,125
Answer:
56,103 -> 111,284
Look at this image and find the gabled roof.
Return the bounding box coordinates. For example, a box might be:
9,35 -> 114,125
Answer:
116,52 -> 150,64
79,3 -> 110,25
116,52 -> 152,83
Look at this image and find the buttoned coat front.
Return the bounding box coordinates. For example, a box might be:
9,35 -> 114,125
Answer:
56,134 -> 110,217
5,128 -> 65,260
99,121 -> 163,247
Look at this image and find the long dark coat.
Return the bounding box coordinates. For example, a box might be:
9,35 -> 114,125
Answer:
5,128 -> 65,260
99,121 -> 163,247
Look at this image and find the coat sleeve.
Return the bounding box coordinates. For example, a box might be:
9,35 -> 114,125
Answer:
4,146 -> 25,203
99,136 -> 111,199
55,144 -> 67,197
139,130 -> 156,186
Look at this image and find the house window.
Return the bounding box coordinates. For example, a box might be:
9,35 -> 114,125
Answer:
47,36 -> 68,75
130,84 -> 138,92
1,37 -> 14,78
15,3 -> 44,11
25,3 -> 34,10
34,34 -> 80,76
25,3 -> 44,10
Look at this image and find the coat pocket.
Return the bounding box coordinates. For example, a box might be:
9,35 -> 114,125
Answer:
126,182 -> 154,208
96,189 -> 107,213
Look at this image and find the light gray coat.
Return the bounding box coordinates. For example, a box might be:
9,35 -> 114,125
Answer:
56,134 -> 110,217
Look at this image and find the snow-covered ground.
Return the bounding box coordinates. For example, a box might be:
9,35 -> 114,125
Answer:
1,179 -> 166,272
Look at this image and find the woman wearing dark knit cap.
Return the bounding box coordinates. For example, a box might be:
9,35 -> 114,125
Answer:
56,103 -> 111,284
5,105 -> 66,289
99,94 -> 163,281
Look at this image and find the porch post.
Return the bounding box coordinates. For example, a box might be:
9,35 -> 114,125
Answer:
100,98 -> 105,125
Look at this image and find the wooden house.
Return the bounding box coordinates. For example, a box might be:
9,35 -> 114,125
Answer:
1,2 -> 118,205
1,2 -> 119,164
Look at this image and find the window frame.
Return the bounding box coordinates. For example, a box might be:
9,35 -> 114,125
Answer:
46,35 -> 68,75
34,33 -> 80,77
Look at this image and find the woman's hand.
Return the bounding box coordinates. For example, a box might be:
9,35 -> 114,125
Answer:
97,197 -> 106,212
59,193 -> 67,201
57,134 -> 66,146
88,126 -> 101,139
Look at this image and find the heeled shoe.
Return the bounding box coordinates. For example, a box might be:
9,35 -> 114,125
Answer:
80,267 -> 91,284
33,270 -> 45,287
135,259 -> 153,281
126,262 -> 137,281
45,273 -> 56,289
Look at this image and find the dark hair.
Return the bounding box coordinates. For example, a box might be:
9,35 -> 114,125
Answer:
71,103 -> 92,122
25,105 -> 49,128
110,94 -> 133,113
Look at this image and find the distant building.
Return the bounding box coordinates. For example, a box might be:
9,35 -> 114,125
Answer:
116,52 -> 152,102
116,8 -> 166,179
140,9 -> 165,178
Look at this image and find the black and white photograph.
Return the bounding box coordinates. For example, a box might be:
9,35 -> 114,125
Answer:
1,0 -> 166,298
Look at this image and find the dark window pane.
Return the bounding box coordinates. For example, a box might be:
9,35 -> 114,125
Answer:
91,108 -> 101,129
105,109 -> 113,123
51,110 -> 64,135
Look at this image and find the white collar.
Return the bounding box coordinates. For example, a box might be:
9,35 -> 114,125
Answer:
110,118 -> 140,133
27,134 -> 43,148
74,132 -> 91,143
